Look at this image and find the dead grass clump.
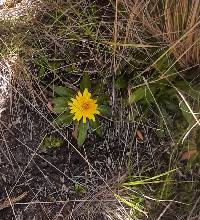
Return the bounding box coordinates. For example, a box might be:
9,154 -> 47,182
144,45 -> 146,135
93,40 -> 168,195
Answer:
124,0 -> 200,67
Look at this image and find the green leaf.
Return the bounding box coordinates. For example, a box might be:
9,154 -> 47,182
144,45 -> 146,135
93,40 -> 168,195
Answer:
156,106 -> 173,138
80,72 -> 91,91
163,100 -> 178,112
153,50 -> 177,77
139,86 -> 157,105
176,80 -> 200,101
114,194 -> 147,216
74,183 -> 86,194
52,86 -> 73,97
38,66 -> 46,79
54,111 -> 73,125
98,105 -> 112,117
115,76 -> 128,90
52,97 -> 69,113
53,106 -> 67,114
77,122 -> 88,146
96,95 -> 109,105
123,169 -> 176,187
90,119 -> 102,137
93,81 -> 103,95
128,87 -> 145,104
49,61 -> 60,71
177,95 -> 194,124
129,84 -> 159,105
42,136 -> 63,149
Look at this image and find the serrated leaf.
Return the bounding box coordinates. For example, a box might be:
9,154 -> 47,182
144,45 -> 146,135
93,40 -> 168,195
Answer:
90,118 -> 102,137
98,105 -> 112,117
80,72 -> 91,91
52,97 -> 69,113
54,111 -> 73,125
77,122 -> 88,146
52,86 -> 73,97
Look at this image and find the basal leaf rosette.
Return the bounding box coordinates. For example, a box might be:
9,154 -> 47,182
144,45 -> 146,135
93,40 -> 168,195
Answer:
52,82 -> 111,146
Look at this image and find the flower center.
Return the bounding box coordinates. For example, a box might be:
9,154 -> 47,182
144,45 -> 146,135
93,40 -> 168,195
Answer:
81,102 -> 90,110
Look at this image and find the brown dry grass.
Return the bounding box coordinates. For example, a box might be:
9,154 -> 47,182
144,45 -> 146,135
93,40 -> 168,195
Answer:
123,0 -> 200,67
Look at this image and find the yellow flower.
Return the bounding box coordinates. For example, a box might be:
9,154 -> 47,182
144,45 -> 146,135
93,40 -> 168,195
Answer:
68,88 -> 100,123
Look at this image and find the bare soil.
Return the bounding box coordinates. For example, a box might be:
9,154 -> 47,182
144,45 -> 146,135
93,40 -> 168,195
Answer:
0,89 -> 139,219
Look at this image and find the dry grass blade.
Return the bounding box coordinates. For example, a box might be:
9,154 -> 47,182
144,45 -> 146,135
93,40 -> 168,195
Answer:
0,192 -> 28,210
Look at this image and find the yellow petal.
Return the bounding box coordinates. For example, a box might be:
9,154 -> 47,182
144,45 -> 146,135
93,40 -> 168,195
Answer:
89,115 -> 95,121
83,116 -> 87,123
83,88 -> 91,98
74,113 -> 82,121
77,114 -> 82,121
73,115 -> 78,121
78,91 -> 82,97
96,110 -> 100,115
70,109 -> 76,113
70,98 -> 76,102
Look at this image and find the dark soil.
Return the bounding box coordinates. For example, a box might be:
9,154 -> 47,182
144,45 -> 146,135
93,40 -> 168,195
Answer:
0,89 -> 139,219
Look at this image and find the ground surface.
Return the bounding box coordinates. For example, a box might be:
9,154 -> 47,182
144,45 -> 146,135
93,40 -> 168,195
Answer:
1,0 -> 200,219
0,83 -> 167,219
0,92 -> 136,219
